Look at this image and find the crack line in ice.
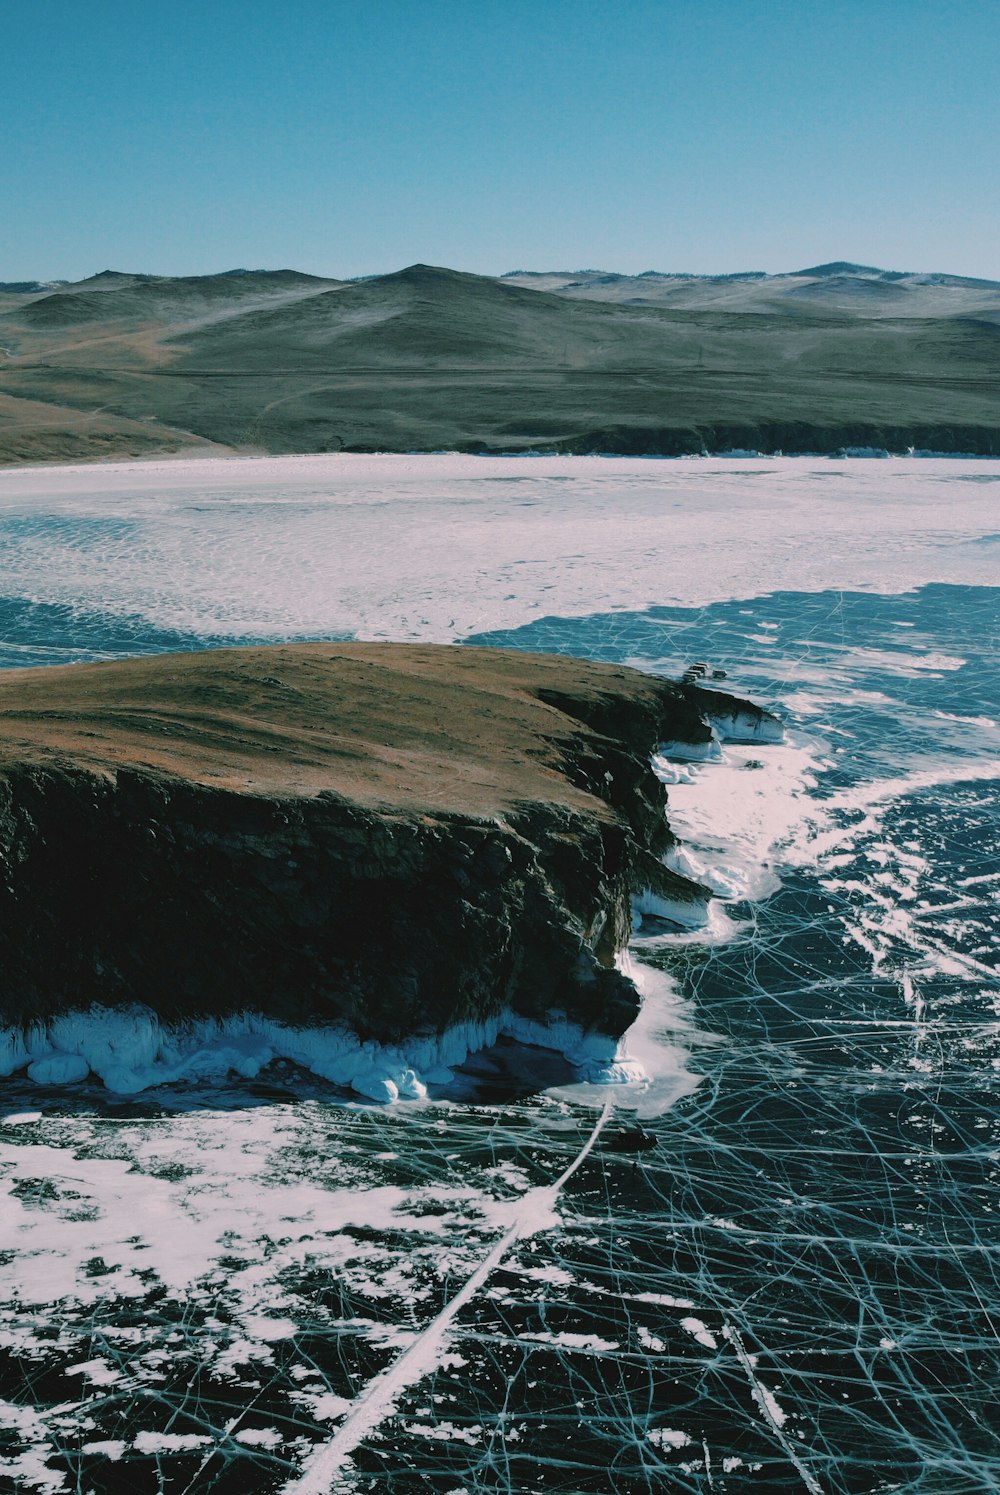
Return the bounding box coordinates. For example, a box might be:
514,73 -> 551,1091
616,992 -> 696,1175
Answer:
723,1326 -> 823,1494
281,1100 -> 613,1493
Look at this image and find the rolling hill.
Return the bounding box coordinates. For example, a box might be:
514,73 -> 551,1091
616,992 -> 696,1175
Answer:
1,260 -> 997,464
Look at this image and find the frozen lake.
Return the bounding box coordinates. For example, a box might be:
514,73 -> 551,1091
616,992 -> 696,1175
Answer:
1,455 -> 999,1492
0,453 -> 998,653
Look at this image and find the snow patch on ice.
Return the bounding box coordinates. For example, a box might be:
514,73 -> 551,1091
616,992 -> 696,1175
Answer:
243,1315 -> 298,1342
234,1429 -> 284,1449
0,1400 -> 67,1492
404,1420 -> 483,1444
290,1390 -> 352,1423
648,1426 -> 692,1449
64,1357 -> 121,1384
631,1290 -> 696,1309
81,1441 -> 127,1461
680,1316 -> 718,1350
134,1431 -> 213,1453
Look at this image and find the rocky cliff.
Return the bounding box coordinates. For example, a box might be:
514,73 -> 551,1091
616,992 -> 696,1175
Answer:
0,644 -> 780,1093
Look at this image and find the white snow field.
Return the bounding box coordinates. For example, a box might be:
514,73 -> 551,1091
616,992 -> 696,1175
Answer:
0,453 -> 997,644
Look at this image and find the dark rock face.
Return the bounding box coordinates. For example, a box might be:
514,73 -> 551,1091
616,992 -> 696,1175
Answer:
0,769 -> 639,1041
549,420 -> 1000,458
0,645 -> 779,1045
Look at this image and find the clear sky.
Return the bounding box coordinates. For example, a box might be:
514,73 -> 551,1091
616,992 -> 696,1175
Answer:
4,0 -> 999,282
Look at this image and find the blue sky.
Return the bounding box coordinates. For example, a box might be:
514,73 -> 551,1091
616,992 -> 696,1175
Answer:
4,0 -> 998,281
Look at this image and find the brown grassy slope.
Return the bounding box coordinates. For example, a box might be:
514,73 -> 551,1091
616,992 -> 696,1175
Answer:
0,642 -> 711,813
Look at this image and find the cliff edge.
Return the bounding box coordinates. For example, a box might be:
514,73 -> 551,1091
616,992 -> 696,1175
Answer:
0,643 -> 781,1095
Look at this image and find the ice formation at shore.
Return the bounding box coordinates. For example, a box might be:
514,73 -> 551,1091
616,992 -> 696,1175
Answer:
0,1004 -> 646,1100
0,716 -> 795,1101
2,459 -> 999,1490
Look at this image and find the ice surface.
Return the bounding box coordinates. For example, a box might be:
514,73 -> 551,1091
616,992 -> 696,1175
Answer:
1,454 -> 999,654
1,461 -> 999,1492
25,1053 -> 89,1085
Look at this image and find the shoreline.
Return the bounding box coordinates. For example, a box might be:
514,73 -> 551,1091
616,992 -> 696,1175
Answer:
3,446 -> 1000,481
0,645 -> 782,1091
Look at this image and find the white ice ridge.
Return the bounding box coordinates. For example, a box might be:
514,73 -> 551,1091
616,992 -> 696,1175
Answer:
699,703 -> 786,746
281,1099 -> 613,1494
647,710 -> 822,914
654,703 -> 784,770
654,737 -> 722,763
631,886 -> 710,928
0,1004 -> 639,1100
723,1327 -> 823,1495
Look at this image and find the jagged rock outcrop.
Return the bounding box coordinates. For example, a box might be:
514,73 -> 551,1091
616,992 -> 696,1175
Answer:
0,644 -> 779,1071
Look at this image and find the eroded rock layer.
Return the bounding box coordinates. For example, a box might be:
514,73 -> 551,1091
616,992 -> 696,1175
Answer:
0,644 -> 778,1044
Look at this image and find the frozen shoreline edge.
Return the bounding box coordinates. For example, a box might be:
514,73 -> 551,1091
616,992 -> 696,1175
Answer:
0,715 -> 785,1103
0,1003 -> 647,1101
0,643 -> 785,1102
3,448 -> 1000,483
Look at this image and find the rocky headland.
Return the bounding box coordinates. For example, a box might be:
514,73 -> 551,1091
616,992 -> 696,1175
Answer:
0,644 -> 781,1096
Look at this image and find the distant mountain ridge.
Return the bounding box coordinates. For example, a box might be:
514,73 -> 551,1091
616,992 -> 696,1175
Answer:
5,261 -> 1000,295
0,279 -> 71,293
502,261 -> 1000,287
1,259 -> 998,464
501,263 -> 1000,292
